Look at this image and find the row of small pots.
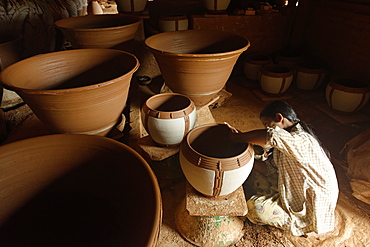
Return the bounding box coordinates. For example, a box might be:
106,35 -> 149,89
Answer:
244,53 -> 370,113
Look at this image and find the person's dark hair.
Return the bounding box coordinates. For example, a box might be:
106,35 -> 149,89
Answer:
260,100 -> 331,158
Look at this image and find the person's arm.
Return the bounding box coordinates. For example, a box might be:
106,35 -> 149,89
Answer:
229,129 -> 268,147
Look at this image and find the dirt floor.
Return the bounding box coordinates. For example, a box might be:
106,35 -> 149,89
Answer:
1,75 -> 370,247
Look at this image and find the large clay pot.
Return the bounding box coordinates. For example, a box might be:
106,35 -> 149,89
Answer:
260,65 -> 293,96
0,134 -> 162,246
180,124 -> 254,198
159,15 -> 189,32
295,61 -> 327,90
54,14 -> 142,49
0,48 -> 139,136
145,30 -> 250,106
243,53 -> 273,82
142,93 -> 196,146
326,78 -> 370,113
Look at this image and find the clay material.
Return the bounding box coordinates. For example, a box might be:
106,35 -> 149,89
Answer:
180,123 -> 254,198
0,49 -> 139,136
0,134 -> 162,246
260,64 -> 293,96
145,30 -> 250,106
295,61 -> 327,90
54,14 -> 142,49
326,78 -> 370,113
142,93 -> 196,146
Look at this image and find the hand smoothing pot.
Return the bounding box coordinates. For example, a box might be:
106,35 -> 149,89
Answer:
145,30 -> 250,106
0,49 -> 139,136
180,124 -> 254,198
0,134 -> 162,246
142,93 -> 196,146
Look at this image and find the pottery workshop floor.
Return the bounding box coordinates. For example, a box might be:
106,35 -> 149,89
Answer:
1,75 -> 370,246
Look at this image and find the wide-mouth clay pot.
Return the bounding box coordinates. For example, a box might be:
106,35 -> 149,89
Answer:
180,123 -> 254,198
145,30 -> 250,106
54,14 -> 142,49
260,65 -> 293,96
326,78 -> 370,113
142,93 -> 196,146
0,49 -> 139,136
0,134 -> 162,246
295,61 -> 327,91
0,33 -> 22,71
276,49 -> 304,69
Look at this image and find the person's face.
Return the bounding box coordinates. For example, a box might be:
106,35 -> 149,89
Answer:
260,114 -> 285,129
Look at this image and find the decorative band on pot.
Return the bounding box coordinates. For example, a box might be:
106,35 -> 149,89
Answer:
326,78 -> 370,113
260,65 -> 293,96
243,53 -> 273,82
142,93 -> 196,146
179,124 -> 254,198
295,61 -> 327,91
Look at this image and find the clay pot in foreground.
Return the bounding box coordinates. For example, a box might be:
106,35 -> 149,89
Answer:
142,93 -> 196,146
0,49 -> 139,136
243,53 -> 273,82
54,14 -> 142,49
295,61 -> 327,90
326,78 -> 370,113
260,65 -> 293,96
180,124 -> 254,198
145,30 -> 250,106
0,134 -> 162,246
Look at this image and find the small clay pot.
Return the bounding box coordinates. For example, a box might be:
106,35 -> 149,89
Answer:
0,49 -> 139,136
54,14 -> 142,49
243,53 -> 273,82
159,15 -> 189,32
145,30 -> 250,106
295,61 -> 327,90
276,49 -> 304,69
180,123 -> 254,198
260,65 -> 293,96
326,78 -> 370,113
0,134 -> 161,246
142,93 -> 196,146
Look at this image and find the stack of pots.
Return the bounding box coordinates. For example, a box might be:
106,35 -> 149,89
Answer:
179,124 -> 254,198
326,78 -> 370,113
0,48 -> 139,136
141,93 -> 197,146
145,30 -> 250,106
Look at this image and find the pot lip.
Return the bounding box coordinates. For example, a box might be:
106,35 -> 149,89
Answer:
0,49 -> 140,94
54,13 -> 142,32
143,93 -> 195,119
0,134 -> 162,232
328,78 -> 370,93
183,123 -> 251,160
144,30 -> 250,57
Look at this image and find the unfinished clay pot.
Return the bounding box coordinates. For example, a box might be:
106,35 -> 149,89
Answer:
326,78 -> 370,113
0,48 -> 139,136
145,30 -> 250,106
180,124 -> 254,198
159,15 -> 189,32
142,93 -> 196,146
243,53 -> 273,82
295,61 -> 327,90
260,65 -> 293,96
54,14 -> 142,49
0,134 -> 162,246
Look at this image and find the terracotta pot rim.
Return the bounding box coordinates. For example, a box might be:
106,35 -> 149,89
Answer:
54,14 -> 142,32
329,78 -> 370,93
183,123 -> 251,160
0,33 -> 22,47
145,30 -> 250,57
0,49 -> 140,94
143,93 -> 195,119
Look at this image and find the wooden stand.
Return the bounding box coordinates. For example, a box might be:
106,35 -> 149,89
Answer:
175,182 -> 248,247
